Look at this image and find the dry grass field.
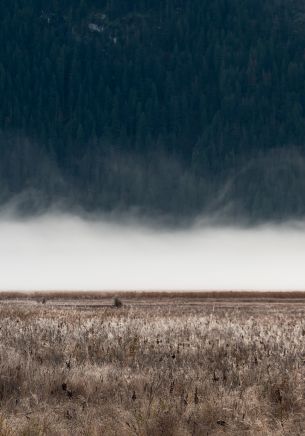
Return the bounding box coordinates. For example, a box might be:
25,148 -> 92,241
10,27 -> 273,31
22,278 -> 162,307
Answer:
0,293 -> 305,435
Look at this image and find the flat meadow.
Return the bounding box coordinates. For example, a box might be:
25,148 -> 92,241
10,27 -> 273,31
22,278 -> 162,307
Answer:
0,292 -> 304,435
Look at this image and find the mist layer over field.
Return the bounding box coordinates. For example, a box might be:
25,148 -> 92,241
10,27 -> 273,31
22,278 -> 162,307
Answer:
0,214 -> 304,291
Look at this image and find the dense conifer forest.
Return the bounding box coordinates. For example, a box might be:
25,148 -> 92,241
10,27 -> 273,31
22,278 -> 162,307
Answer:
1,0 -> 305,221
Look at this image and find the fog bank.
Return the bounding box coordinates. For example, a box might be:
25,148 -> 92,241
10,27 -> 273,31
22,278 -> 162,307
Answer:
0,214 -> 304,291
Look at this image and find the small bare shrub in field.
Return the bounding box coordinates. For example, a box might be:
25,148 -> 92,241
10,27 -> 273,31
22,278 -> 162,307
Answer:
113,296 -> 123,308
0,299 -> 304,434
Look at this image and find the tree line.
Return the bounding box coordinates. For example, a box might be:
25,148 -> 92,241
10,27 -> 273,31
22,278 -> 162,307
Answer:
1,0 -> 305,221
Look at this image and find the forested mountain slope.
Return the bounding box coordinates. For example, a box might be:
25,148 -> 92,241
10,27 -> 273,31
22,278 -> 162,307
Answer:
1,0 -> 305,221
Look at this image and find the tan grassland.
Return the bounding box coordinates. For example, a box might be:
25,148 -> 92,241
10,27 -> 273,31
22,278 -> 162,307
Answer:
0,293 -> 304,435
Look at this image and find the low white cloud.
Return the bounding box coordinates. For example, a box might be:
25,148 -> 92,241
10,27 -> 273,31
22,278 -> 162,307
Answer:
0,214 -> 304,291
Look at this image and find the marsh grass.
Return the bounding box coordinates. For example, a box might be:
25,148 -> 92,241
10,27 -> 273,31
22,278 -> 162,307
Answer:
0,300 -> 304,434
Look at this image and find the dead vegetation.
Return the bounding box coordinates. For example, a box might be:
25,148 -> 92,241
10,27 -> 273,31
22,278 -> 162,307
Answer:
3,290 -> 305,302
0,299 -> 304,434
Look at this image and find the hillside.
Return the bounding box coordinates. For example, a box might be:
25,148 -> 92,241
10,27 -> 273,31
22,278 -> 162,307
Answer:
1,0 -> 305,221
